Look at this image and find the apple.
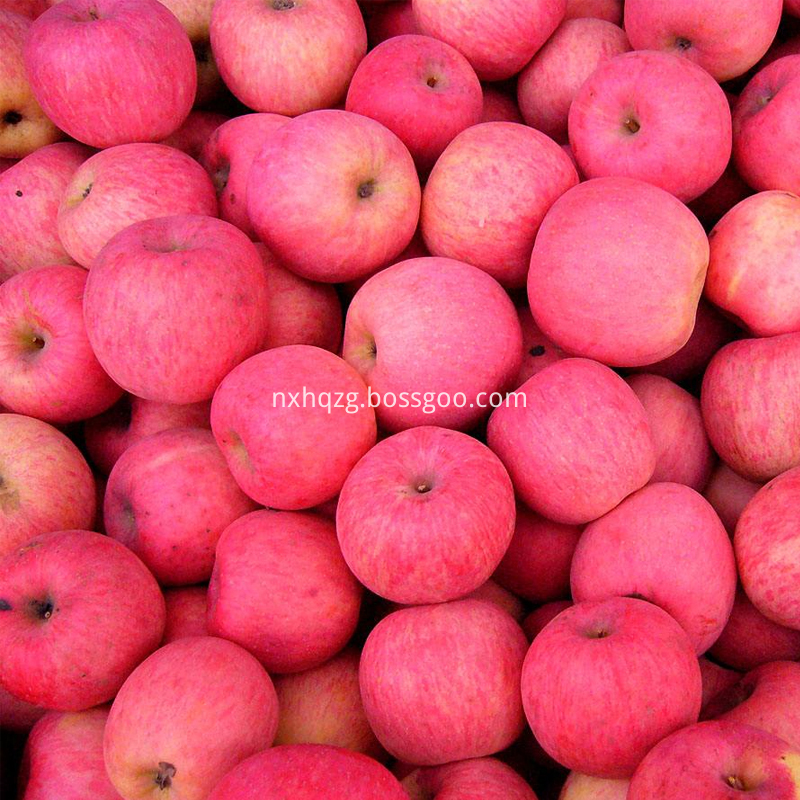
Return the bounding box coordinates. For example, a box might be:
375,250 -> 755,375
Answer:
0,413 -> 95,558
273,648 -> 384,759
337,425 -> 515,604
788,0 -> 800,16
346,34 -> 483,174
210,0 -> 366,116
360,599 -> 527,765
158,110 -> 228,162
162,585 -> 208,644
517,18 -> 630,144
421,122 -> 579,287
487,358 -> 656,525
0,683 -> 45,733
104,427 -> 257,586
199,113 -> 289,239
513,305 -> 566,387
559,772 -> 629,800
210,345 -> 376,510
522,597 -> 702,778
688,159 -> 753,229
83,214 -> 269,405
624,0 -> 782,81
704,464 -> 763,535
412,0 -> 566,81
701,333 -> 800,482
522,601 -> 573,641
247,109 -> 420,283
343,257 -> 522,431
104,636 -> 279,800
403,757 -> 537,799
481,86 -> 523,123
0,142 -> 89,282
0,0 -> 47,16
207,744 -> 409,800
626,373 -> 715,491
0,529 -> 164,710
736,465 -> 800,629
57,142 -> 218,269
466,579 -> 525,622
0,265 -> 123,423
364,0 -> 418,46
564,0 -> 622,23
527,178 -> 709,367
208,509 -> 362,673
24,0 -> 196,148
627,721 -> 800,799
760,33 -> 800,66
699,657 -> 743,714
569,51 -> 731,202
0,10 -> 62,158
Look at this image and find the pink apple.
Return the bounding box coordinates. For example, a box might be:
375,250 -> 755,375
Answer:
360,599 -> 527,765
162,585 -> 208,644
699,657 -> 743,714
421,122 -> 579,287
337,425 -> 515,604
84,214 -> 269,404
0,529 -> 164,710
210,0 -> 366,116
569,51 -> 731,202
158,110 -> 228,161
704,464 -> 763,535
517,18 -> 630,144
248,110 -> 420,283
207,744 -> 409,800
346,34 -> 483,174
0,265 -> 123,423
403,758 -> 537,799
528,178 -> 709,367
0,413 -> 95,557
58,143 -> 218,269
522,597 -> 702,778
688,159 -> 753,229
559,772 -> 629,800
0,142 -> 89,281
199,113 -> 289,239
0,0 -> 47,16
759,33 -> 800,66
364,0 -> 418,45
104,636 -> 279,800
210,345 -> 376,509
481,86 -> 523,123
412,0 -> 566,81
626,374 -> 715,491
104,428 -> 257,586
0,683 -> 45,733
564,0 -> 622,23
466,579 -> 525,622
487,358 -> 655,525
513,305 -> 566,387
522,600 -> 573,641
24,0 -> 196,148
343,257 -> 522,431
701,333 -> 800,482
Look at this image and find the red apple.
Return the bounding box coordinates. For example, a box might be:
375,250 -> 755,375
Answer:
364,0 -> 418,45
158,110 -> 228,161
699,656 -> 743,714
513,305 -> 566,387
403,757 -> 537,799
564,0 -> 622,23
688,159 -> 753,229
161,585 -> 208,644
481,86 -> 523,123
0,0 -> 47,16
559,772 -> 629,800
466,579 -> 525,622
704,464 -> 763,535
522,600 -> 573,641
0,683 -> 45,733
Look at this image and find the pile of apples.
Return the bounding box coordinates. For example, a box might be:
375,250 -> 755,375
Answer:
3,0 -> 800,797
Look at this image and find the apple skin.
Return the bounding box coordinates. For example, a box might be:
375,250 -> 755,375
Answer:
162,585 -> 208,644
528,178 -> 709,367
421,122 -> 579,288
522,600 -> 572,641
522,597 -> 702,778
517,18 -> 630,144
733,56 -> 800,195
343,257 -> 522,432
0,529 -> 165,711
626,374 -> 715,491
624,0 -> 782,82
481,86 -> 523,123
513,305 -> 566,387
559,772 -> 629,800
58,143 -> 218,269
0,682 -> 45,733
364,0 -> 418,46
412,0 -> 566,81
337,426 -> 515,605
24,0 -> 196,148
701,333 -> 800,482
104,428 -> 257,586
273,648 -> 384,759
704,464 -> 763,536
627,720 -> 800,800
0,413 -> 95,558
788,0 -> 800,16
699,657 -> 743,714
0,10 -> 62,159
210,0 -> 366,116
208,509 -> 362,673
0,142 -> 89,282
493,505 -> 580,604
207,744 -> 409,800
199,113 -> 289,240
0,0 -> 47,17
104,636 -> 279,800
360,599 -> 527,765
564,0 -> 622,23
466,580 -> 525,622
158,110 -> 227,161
688,159 -> 753,229
403,757 -> 538,799
571,482 -> 736,653
19,707 -> 122,799
346,34 -> 483,175
0,265 -> 123,424
84,214 -> 269,405
487,358 -> 655,525
248,109 -> 420,284
706,191 -> 800,337
210,345 -> 377,510
568,51 -> 732,203
736,466 -> 800,630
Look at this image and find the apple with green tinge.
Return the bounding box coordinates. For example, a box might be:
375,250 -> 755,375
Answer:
403,757 -> 538,800
559,772 -> 629,800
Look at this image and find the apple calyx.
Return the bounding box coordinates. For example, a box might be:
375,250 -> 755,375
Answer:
726,774 -> 747,791
623,116 -> 641,135
357,180 -> 376,199
271,0 -> 296,10
0,599 -> 11,611
155,762 -> 177,791
675,37 -> 692,51
2,111 -> 22,127
28,597 -> 55,621
529,345 -> 546,357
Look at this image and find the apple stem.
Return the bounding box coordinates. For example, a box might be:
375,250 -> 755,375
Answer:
155,762 -> 176,790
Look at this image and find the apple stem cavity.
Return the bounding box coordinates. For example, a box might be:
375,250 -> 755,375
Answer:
623,116 -> 641,135
155,762 -> 176,790
271,0 -> 296,9
357,180 -> 376,199
529,345 -> 546,357
0,599 -> 11,611
2,110 -> 22,126
675,37 -> 692,51
726,775 -> 746,791
29,598 -> 55,621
